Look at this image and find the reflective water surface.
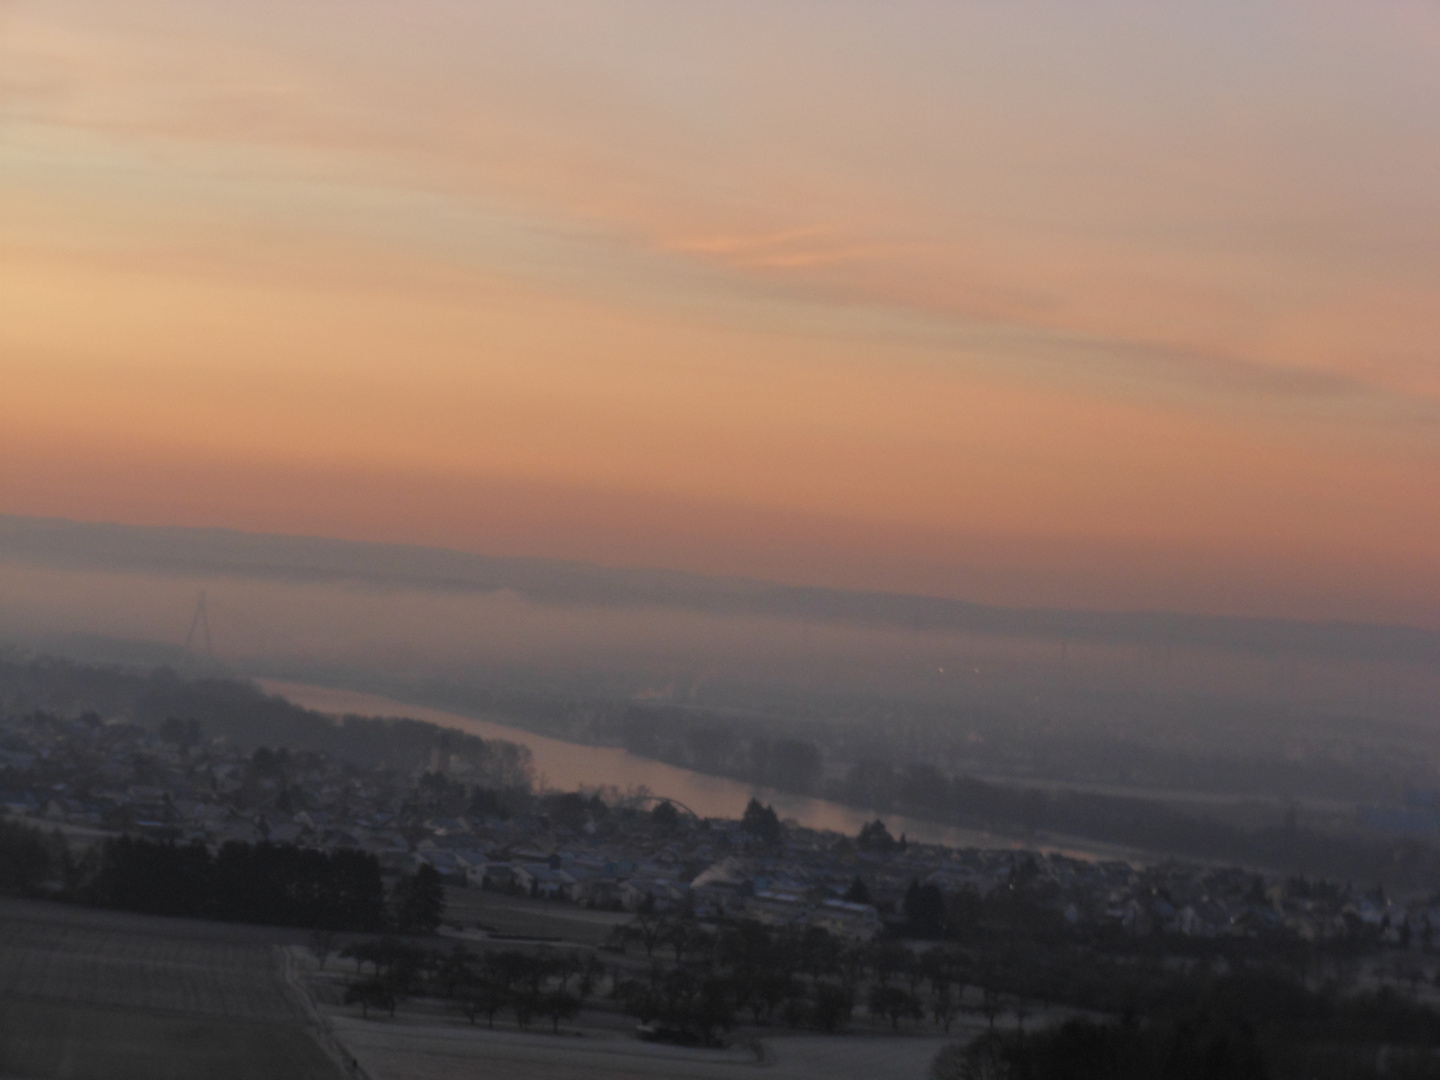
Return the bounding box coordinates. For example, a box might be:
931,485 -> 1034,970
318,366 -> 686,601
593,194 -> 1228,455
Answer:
259,678 -> 1048,853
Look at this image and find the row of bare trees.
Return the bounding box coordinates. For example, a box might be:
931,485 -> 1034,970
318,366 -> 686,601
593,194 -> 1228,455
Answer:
340,938 -> 605,1032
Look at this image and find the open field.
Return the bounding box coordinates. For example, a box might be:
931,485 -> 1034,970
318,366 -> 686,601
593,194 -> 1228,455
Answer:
315,884 -> 1035,1078
0,899 -> 305,1019
0,892 -> 1045,1080
0,996 -> 342,1080
304,889 -> 989,1080
441,886 -> 630,947
327,1012 -> 954,1080
0,897 -> 344,1080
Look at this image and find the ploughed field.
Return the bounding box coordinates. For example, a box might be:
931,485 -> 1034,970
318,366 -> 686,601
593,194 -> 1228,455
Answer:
0,897 -> 342,1080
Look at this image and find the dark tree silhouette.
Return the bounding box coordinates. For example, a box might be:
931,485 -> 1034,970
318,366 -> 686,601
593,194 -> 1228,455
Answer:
393,864 -> 445,933
741,798 -> 783,843
345,978 -> 396,1019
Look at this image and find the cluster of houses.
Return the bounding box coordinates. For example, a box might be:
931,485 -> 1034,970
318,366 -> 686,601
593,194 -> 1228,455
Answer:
434,832 -> 884,941
1,709 -> 1433,948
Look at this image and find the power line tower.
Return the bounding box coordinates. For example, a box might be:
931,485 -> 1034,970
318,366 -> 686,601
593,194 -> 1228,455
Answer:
184,591 -> 214,657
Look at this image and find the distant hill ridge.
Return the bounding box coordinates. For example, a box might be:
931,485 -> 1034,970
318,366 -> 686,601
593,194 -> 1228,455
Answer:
2,513 -> 1436,664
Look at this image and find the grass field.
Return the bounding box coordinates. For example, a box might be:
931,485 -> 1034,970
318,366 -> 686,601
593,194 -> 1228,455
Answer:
0,996 -> 342,1080
0,897 -> 345,1080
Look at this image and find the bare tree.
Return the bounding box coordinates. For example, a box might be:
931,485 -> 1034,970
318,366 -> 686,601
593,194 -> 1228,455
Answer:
981,985 -> 1003,1031
931,982 -> 960,1034
308,928 -> 338,971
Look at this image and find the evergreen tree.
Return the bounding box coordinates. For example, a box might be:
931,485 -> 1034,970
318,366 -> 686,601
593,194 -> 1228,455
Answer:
394,864 -> 445,933
741,799 -> 782,843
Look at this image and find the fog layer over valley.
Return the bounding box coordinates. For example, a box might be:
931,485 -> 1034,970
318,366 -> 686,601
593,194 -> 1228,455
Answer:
3,515 -> 1440,882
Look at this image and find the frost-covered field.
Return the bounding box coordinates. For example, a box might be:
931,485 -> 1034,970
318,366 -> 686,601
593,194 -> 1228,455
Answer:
0,899 -> 301,1019
0,897 -> 342,1080
329,1012 -> 950,1080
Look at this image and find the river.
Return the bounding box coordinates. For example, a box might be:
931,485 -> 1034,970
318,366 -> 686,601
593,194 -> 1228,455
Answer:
256,678 -> 1052,853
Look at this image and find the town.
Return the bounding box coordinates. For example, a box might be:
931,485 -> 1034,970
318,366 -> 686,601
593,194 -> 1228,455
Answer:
3,705 -> 1433,955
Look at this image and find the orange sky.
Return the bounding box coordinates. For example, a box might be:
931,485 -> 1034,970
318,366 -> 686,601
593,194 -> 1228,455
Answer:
3,1 -> 1438,626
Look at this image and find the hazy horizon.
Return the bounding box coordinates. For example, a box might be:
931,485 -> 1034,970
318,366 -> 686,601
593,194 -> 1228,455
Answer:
3,514 -> 1436,729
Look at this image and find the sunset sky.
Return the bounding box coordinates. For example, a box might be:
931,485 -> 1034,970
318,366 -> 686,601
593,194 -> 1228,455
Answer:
3,1 -> 1438,628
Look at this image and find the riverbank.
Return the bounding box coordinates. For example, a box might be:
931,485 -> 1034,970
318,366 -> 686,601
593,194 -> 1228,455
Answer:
258,678 -> 1146,864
